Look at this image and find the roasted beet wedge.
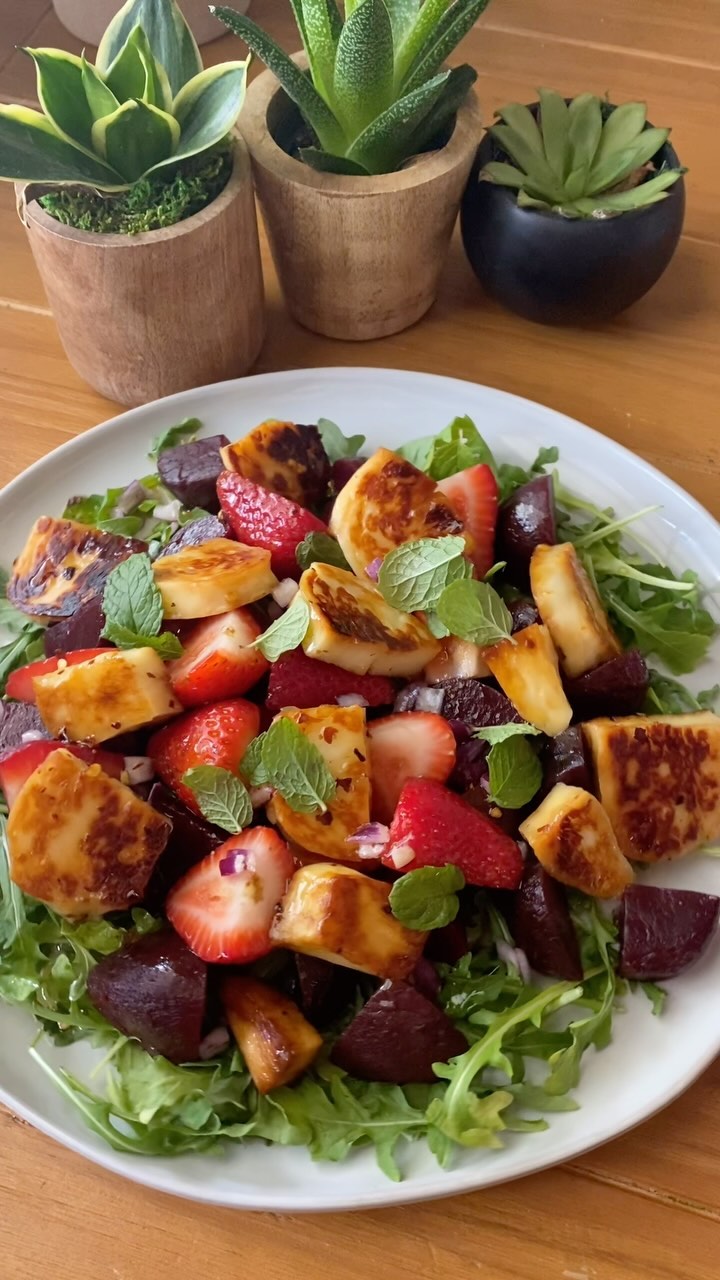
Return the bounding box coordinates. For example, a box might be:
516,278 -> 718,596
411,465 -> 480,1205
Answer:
331,457 -> 366,494
508,597 -> 541,633
331,981 -> 467,1083
542,726 -> 593,795
497,475 -> 556,583
87,927 -> 207,1063
433,678 -> 522,728
144,783 -> 225,908
618,884 -> 720,980
425,920 -> 469,965
158,435 -> 230,512
564,649 -> 649,720
44,597 -> 106,656
513,855 -> 583,982
293,953 -> 357,1028
160,515 -> 226,557
0,701 -> 49,757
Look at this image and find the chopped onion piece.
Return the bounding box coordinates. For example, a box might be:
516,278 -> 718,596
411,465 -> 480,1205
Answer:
123,756 -> 155,785
272,578 -> 299,608
346,822 -> 390,846
388,844 -> 415,869
198,1026 -> 231,1060
20,730 -> 46,743
153,498 -> 183,523
496,938 -> 532,985
357,843 -> 386,859
219,849 -> 252,876
115,478 -> 148,515
365,557 -> 383,582
413,686 -> 445,714
336,693 -> 369,708
249,784 -> 273,808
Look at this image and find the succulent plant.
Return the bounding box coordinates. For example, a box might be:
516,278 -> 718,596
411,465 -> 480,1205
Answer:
212,0 -> 488,176
0,0 -> 248,190
481,90 -> 684,218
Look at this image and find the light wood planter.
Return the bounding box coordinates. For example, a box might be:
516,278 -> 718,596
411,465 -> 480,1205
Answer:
18,140 -> 265,408
240,58 -> 483,341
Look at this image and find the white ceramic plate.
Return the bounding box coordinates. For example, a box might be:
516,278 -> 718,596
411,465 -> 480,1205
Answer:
1,366 -> 719,1212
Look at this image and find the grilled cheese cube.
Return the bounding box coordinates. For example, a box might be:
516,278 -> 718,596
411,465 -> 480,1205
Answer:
266,705 -> 371,861
530,542 -> 621,678
520,783 -> 634,899
330,448 -> 469,578
299,562 -> 440,677
34,647 -> 181,743
583,712 -> 720,861
152,538 -> 277,619
220,419 -> 328,507
424,635 -> 490,682
483,624 -> 572,736
222,977 -> 322,1093
270,862 -> 426,980
7,748 -> 170,915
7,516 -> 143,621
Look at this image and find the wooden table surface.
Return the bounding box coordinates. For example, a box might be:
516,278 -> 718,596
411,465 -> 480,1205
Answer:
1,2 -> 720,1276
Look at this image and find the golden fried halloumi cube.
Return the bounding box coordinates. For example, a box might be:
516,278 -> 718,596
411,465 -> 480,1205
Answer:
530,542 -> 621,678
7,749 -> 170,915
7,516 -> 143,621
34,647 -> 181,743
270,862 -> 426,980
330,448 -> 468,578
152,538 -> 277,618
483,624 -> 572,737
520,783 -> 634,899
583,712 -> 720,861
299,562 -> 439,677
266,704 -> 371,861
222,976 -> 322,1093
220,419 -> 328,507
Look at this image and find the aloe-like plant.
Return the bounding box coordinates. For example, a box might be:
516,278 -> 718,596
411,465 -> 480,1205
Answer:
480,90 -> 685,218
212,0 -> 488,176
0,0 -> 248,190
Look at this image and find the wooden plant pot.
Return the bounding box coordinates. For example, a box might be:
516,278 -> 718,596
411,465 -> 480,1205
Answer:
240,58 -> 483,341
18,140 -> 265,407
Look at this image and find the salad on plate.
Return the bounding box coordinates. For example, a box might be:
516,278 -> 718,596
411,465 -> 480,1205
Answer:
0,411 -> 718,1180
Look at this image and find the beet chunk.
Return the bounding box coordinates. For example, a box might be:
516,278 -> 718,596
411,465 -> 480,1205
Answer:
160,514 -> 226,556
144,783 -> 224,908
618,884 -> 720,980
331,457 -> 366,494
542,726 -> 593,795
425,920 -> 469,965
158,435 -> 230,512
294,953 -> 357,1028
497,475 -> 556,584
331,981 -> 468,1083
87,928 -> 207,1063
564,649 -> 649,720
0,701 -> 50,757
508,597 -> 541,633
434,678 -> 522,728
44,597 -> 106,656
513,855 -> 583,981
449,739 -> 489,792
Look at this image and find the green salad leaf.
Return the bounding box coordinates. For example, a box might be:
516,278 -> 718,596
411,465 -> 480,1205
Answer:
487,736 -> 542,810
378,536 -> 471,612
0,568 -> 46,695
182,766 -> 253,834
259,717 -> 337,814
435,579 -> 513,647
251,594 -> 311,662
296,532 -> 351,573
239,736 -> 270,788
149,417 -> 202,460
101,553 -> 182,658
474,722 -> 542,745
644,671 -> 720,716
317,418 -> 366,464
389,865 -> 465,931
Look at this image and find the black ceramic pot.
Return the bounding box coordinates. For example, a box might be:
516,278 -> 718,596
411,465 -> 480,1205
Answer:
460,124 -> 685,326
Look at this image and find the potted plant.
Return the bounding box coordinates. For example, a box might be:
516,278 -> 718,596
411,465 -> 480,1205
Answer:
3,0 -> 264,406
53,0 -> 251,48
211,0 -> 486,341
460,89 -> 685,326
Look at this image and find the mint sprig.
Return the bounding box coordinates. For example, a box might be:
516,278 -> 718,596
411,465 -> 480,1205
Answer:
487,736 -> 542,810
378,536 -> 471,613
389,864 -> 465,931
474,723 -> 541,746
251,594 -> 311,662
252,717 -> 336,814
101,553 -> 182,658
181,766 -> 253,833
296,532 -> 351,573
435,579 -> 513,648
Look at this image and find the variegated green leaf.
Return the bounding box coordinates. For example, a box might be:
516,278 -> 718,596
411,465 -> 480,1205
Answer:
0,104 -> 125,186
346,68 -> 449,172
394,0 -> 450,86
81,55 -> 120,121
97,0 -> 202,96
586,126 -> 669,195
103,24 -> 148,101
537,87 -> 569,180
23,48 -> 95,149
403,62 -> 476,156
384,0 -> 420,50
92,99 -> 179,182
133,27 -> 174,111
401,0 -> 491,92
301,0 -> 341,103
334,0 -> 394,138
147,61 -> 248,174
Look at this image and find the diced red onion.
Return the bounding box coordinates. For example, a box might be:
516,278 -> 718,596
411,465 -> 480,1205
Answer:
496,938 -> 532,985
123,755 -> 155,785
219,849 -> 252,876
365,557 -> 383,582
20,730 -> 46,743
115,478 -> 149,516
154,498 -> 183,523
388,844 -> 415,869
413,686 -> 445,714
198,1026 -> 231,1060
272,578 -> 299,609
357,843 -> 386,859
249,784 -> 273,808
336,693 -> 369,708
346,822 -> 390,845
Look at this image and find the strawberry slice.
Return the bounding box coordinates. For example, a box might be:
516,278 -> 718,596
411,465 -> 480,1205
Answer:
382,777 -> 523,889
217,471 -> 328,579
266,647 -> 396,714
148,699 -> 260,814
366,712 -> 456,825
6,648 -> 114,704
438,463 -> 498,578
166,829 -> 294,963
0,739 -> 124,808
168,609 -> 269,708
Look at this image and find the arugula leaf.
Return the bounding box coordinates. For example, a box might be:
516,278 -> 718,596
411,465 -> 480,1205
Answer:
435,579 -> 513,647
149,417 -> 202,460
544,897 -> 618,1096
487,736 -> 542,809
378,537 -> 471,612
252,595 -> 311,663
240,736 -> 270,787
317,418 -> 366,463
0,624 -> 45,696
261,717 -> 336,814
644,670 -> 720,715
474,722 -> 541,745
296,532 -> 351,573
496,445 -> 559,504
0,569 -> 35,636
636,981 -> 667,1016
605,590 -> 713,675
182,766 -> 253,833
389,865 -> 465,931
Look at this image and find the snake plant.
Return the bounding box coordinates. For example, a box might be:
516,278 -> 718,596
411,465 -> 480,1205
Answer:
212,0 -> 487,176
481,90 -> 684,218
0,0 -> 248,190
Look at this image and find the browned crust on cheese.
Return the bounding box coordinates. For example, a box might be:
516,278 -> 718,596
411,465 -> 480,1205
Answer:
311,575 -> 416,650
8,516 -> 143,619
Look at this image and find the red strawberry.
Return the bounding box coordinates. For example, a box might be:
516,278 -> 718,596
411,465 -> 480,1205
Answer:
217,471 -> 328,579
366,712 -> 456,825
166,829 -> 294,963
168,609 -> 269,708
148,699 -> 260,814
438,463 -> 498,578
382,777 -> 523,889
6,648 -> 114,704
266,647 -> 396,714
0,740 -> 124,808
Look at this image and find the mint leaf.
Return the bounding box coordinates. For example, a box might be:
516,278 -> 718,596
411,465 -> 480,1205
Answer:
296,533 -> 351,573
102,553 -> 163,639
182,766 -> 252,833
435,579 -> 513,647
474,723 -> 541,745
425,610 -> 450,639
252,594 -> 311,662
102,622 -> 182,659
487,737 -> 542,809
389,865 -> 465,931
378,536 -> 471,612
317,418 -> 365,463
239,735 -> 269,787
149,417 -> 202,460
261,717 -> 336,813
